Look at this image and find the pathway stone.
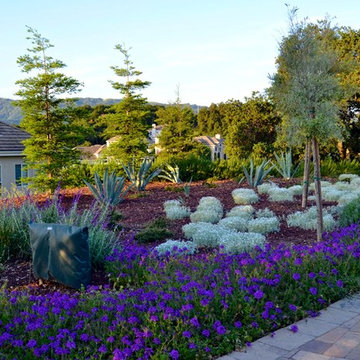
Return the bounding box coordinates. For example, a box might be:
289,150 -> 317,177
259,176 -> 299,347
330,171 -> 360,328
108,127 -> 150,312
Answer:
219,293 -> 360,360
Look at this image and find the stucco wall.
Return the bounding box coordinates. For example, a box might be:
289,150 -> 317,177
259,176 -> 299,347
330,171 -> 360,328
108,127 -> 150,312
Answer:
0,155 -> 34,194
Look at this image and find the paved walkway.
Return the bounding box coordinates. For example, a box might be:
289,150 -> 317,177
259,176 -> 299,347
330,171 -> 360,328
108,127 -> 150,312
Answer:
219,294 -> 360,360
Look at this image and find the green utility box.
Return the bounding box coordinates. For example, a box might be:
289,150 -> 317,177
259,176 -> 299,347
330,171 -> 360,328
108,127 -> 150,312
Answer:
29,223 -> 91,289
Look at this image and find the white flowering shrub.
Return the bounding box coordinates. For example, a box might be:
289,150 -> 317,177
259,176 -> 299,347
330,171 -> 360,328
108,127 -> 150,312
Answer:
232,188 -> 259,204
248,217 -> 280,234
218,217 -> 249,232
268,187 -> 294,202
226,205 -> 255,219
257,182 -> 278,195
287,207 -> 336,231
256,208 -> 275,218
288,185 -> 303,196
191,223 -> 232,247
154,240 -> 198,256
219,232 -> 266,254
190,210 -> 222,224
165,205 -> 190,220
339,174 -> 359,181
182,222 -> 207,239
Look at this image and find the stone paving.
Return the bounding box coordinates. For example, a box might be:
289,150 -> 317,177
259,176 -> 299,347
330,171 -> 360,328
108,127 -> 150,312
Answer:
218,294 -> 360,360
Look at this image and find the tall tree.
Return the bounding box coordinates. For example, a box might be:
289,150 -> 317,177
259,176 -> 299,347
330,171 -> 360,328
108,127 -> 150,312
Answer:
269,9 -> 350,240
104,44 -> 151,163
156,90 -> 197,156
14,27 -> 82,191
225,93 -> 281,160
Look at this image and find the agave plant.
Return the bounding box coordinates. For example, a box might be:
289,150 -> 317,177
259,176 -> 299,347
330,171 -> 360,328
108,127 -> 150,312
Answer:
84,169 -> 132,208
273,150 -> 300,180
241,159 -> 273,188
123,157 -> 162,191
158,164 -> 182,184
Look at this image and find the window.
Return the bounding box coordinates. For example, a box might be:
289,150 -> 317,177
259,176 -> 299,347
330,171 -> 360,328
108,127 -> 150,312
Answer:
15,164 -> 28,186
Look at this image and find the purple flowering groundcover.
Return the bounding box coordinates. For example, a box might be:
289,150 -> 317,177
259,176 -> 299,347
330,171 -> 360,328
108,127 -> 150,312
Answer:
1,224 -> 360,359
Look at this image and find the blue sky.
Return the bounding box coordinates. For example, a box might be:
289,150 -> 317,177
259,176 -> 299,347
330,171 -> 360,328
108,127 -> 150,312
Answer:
1,0 -> 359,106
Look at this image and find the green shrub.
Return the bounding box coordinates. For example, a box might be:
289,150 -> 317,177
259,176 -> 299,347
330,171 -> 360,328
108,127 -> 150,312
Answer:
339,196 -> 360,227
135,217 -> 173,243
318,158 -> 360,178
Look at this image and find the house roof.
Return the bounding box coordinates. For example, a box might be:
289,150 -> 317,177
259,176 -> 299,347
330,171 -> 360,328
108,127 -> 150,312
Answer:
77,145 -> 105,160
194,135 -> 224,148
0,121 -> 30,153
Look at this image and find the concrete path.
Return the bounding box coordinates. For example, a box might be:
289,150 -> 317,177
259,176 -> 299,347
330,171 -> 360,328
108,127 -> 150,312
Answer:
219,294 -> 360,360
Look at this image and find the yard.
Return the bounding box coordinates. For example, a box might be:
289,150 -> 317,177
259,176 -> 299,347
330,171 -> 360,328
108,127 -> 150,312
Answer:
1,177 -> 360,359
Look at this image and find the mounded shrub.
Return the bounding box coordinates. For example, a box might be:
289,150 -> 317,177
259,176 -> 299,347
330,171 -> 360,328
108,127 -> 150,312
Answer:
153,240 -> 198,256
232,188 -> 259,205
219,232 -> 266,254
339,195 -> 360,227
218,217 -> 249,232
247,217 -> 280,234
268,187 -> 294,202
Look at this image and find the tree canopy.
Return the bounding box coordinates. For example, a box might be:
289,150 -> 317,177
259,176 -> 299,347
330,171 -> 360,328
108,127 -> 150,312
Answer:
15,26 -> 83,191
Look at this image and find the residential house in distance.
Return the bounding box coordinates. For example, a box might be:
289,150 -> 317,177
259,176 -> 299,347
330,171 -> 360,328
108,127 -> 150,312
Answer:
0,121 -> 34,194
148,124 -> 163,155
77,144 -> 105,162
194,134 -> 226,161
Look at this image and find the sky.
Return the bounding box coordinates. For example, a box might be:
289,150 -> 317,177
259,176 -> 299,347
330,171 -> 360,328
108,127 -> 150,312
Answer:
1,0 -> 359,106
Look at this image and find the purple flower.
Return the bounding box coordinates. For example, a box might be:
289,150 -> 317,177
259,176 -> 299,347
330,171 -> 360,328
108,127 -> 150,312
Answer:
169,349 -> 180,359
202,329 -> 210,337
254,290 -> 264,300
290,324 -> 298,333
26,339 -> 37,348
216,325 -> 226,335
182,331 -> 192,338
234,321 -> 242,328
309,287 -> 318,295
336,280 -> 344,288
98,344 -> 107,353
289,304 -> 297,312
292,273 -> 301,281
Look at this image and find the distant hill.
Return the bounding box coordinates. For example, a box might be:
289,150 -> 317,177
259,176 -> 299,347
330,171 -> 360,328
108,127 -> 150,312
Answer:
0,98 -> 205,125
0,97 -> 121,125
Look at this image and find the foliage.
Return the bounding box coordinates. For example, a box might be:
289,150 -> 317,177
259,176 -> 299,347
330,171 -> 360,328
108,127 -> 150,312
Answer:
153,240 -> 198,256
219,232 -> 266,254
224,94 -> 282,159
273,150 -> 301,179
135,217 -> 173,244
163,199 -> 190,220
319,158 -> 360,177
84,169 -> 132,208
103,44 -> 151,163
3,225 -> 360,358
247,217 -> 280,234
158,164 -> 182,184
226,205 -> 255,219
287,207 -> 336,231
268,187 -> 294,202
156,94 -> 198,156
339,196 -> 360,227
123,157 -> 161,191
0,191 -> 119,267
218,216 -> 249,232
232,188 -> 259,205
14,27 -> 83,192
241,159 -> 273,188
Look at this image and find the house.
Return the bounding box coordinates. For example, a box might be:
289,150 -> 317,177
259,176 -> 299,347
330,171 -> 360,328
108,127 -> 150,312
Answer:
77,144 -> 105,162
0,121 -> 34,193
194,134 -> 226,161
148,124 -> 163,154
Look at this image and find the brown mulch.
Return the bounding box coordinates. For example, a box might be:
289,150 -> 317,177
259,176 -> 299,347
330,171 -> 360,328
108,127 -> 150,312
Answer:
0,179 -> 337,294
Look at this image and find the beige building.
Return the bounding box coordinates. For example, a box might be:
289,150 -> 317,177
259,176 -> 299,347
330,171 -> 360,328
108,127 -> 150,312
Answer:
0,121 -> 33,194
194,134 -> 226,161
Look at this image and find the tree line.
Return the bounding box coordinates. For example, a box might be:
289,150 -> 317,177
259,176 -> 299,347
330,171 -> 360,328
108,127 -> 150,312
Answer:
14,17 -> 360,192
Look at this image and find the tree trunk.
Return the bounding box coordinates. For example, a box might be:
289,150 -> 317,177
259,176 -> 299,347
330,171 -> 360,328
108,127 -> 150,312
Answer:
301,141 -> 311,209
312,137 -> 323,241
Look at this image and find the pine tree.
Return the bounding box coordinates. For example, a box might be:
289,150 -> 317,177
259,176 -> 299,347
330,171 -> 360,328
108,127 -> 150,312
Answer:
14,27 -> 82,192
104,44 -> 151,163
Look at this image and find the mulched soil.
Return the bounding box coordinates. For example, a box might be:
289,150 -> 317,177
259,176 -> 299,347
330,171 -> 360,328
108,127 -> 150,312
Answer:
0,179 -> 337,294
